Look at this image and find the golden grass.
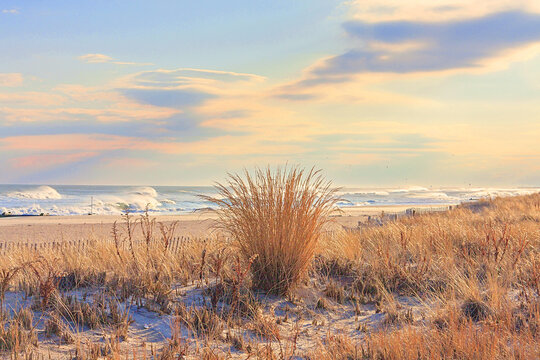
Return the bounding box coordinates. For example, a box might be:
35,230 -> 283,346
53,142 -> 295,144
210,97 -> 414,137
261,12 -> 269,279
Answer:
318,194 -> 540,298
0,190 -> 538,359
201,166 -> 340,295
309,193 -> 540,360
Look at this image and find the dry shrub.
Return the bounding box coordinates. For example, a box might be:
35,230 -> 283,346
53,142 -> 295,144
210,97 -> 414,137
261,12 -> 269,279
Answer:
361,318 -> 539,360
0,309 -> 37,353
44,312 -> 74,343
248,314 -> 280,341
324,279 -> 347,304
0,266 -> 25,309
179,306 -> 224,340
309,334 -> 361,359
202,166 -> 339,295
461,298 -> 491,322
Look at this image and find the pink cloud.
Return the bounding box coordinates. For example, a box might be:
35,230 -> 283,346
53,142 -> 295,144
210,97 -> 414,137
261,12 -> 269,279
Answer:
0,133 -> 303,157
78,53 -> 153,66
1,134 -> 142,152
103,157 -> 155,168
10,152 -> 99,170
0,73 -> 23,87
0,92 -> 66,106
0,103 -> 179,123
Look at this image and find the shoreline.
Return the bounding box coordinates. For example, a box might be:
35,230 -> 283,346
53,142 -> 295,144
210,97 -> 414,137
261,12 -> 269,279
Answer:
0,203 -> 452,226
0,204 -> 452,244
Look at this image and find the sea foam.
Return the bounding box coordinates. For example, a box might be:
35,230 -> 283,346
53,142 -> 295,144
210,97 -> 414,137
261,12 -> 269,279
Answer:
1,185 -> 539,216
5,185 -> 62,200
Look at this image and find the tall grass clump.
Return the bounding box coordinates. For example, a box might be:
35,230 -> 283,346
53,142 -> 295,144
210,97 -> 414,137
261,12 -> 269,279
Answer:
202,166 -> 339,295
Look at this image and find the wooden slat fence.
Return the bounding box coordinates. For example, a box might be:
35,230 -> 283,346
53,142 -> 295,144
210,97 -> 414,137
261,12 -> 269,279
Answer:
0,236 -> 216,256
405,205 -> 453,215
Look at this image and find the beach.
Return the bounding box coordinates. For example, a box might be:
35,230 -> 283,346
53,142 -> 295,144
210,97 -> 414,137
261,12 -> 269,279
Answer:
0,193 -> 537,359
0,204 -> 451,243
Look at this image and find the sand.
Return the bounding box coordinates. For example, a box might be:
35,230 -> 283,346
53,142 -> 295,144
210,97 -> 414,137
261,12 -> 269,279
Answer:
0,204 -> 451,243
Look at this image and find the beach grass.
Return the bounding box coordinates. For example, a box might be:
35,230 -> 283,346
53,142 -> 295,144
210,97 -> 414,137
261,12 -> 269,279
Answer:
201,166 -> 340,295
0,185 -> 538,358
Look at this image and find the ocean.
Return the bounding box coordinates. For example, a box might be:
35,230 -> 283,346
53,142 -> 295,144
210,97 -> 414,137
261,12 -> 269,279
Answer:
0,184 -> 538,216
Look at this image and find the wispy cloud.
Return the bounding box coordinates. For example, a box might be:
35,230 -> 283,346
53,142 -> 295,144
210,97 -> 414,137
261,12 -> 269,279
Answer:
288,10 -> 540,89
119,88 -> 215,109
2,9 -> 19,14
78,53 -> 153,66
0,104 -> 179,123
131,68 -> 265,87
10,152 -> 99,170
0,73 -> 23,87
347,0 -> 540,22
0,92 -> 65,106
120,68 -> 265,93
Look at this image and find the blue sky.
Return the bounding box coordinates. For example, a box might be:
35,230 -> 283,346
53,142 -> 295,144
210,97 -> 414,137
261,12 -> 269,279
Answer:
1,1 -> 539,186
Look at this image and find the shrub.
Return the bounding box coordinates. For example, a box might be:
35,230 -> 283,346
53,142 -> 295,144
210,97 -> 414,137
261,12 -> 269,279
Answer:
202,166 -> 339,295
0,310 -> 37,353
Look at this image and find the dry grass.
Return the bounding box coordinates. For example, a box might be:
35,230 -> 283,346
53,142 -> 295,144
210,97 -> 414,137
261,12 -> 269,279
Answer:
318,194 -> 540,299
310,193 -> 540,360
0,188 -> 539,359
0,308 -> 37,353
201,166 -> 340,295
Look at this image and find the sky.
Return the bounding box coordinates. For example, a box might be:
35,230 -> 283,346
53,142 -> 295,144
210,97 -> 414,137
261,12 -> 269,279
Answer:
1,0 -> 539,186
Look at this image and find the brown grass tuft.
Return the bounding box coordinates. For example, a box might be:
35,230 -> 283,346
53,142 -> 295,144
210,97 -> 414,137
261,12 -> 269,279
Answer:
201,166 -> 339,295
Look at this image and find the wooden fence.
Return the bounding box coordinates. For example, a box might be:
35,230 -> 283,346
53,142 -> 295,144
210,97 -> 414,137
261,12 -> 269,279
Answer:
0,236 -> 215,256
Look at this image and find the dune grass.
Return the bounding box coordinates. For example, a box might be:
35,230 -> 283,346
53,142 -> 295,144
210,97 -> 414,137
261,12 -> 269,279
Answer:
310,193 -> 540,359
201,166 -> 340,295
0,185 -> 538,358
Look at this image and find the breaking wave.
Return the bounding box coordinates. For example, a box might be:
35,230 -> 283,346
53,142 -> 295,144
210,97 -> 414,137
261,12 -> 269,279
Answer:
1,185 -> 539,216
130,186 -> 158,198
5,185 -> 62,200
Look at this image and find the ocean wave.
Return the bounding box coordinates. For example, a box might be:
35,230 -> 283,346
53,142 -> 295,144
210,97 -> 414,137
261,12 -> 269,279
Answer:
468,188 -> 540,198
340,190 -> 390,196
176,189 -> 200,195
106,195 -> 161,212
5,185 -> 62,200
1,185 -> 538,216
130,186 -> 158,198
390,186 -> 430,193
408,192 -> 455,200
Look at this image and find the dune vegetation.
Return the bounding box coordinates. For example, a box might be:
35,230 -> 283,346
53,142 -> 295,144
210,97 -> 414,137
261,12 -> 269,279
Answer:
0,167 -> 538,359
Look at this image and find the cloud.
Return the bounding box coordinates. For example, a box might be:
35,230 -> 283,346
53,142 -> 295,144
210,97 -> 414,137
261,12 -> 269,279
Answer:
78,53 -> 153,66
10,152 -> 99,170
131,69 -> 265,88
0,84 -> 180,123
293,10 -> 540,87
0,103 -> 179,123
271,93 -> 319,101
347,0 -> 540,22
103,157 -> 154,169
79,53 -> 113,63
0,133 -> 303,157
0,66 -> 257,148
0,92 -> 65,106
0,73 -> 23,87
111,67 -> 268,139
0,134 -> 142,152
2,9 -> 18,14
120,88 -> 215,109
